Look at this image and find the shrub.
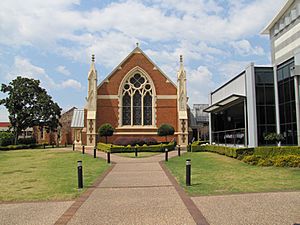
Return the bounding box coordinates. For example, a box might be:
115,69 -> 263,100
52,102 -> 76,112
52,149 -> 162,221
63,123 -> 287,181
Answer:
0,132 -> 14,146
242,155 -> 261,165
273,155 -> 300,167
242,155 -> 300,167
254,146 -> 300,158
98,142 -> 175,153
113,137 -> 158,146
18,137 -> 36,145
157,124 -> 175,142
98,123 -> 114,143
0,144 -> 43,151
190,144 -> 253,158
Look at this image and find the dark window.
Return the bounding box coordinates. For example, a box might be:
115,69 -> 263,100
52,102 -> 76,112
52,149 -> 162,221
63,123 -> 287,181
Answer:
122,93 -> 131,125
143,93 -> 152,125
255,67 -> 276,145
277,58 -> 297,145
133,92 -> 141,125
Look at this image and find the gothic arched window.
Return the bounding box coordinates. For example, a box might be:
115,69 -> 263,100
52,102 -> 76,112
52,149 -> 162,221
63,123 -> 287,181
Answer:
122,73 -> 153,126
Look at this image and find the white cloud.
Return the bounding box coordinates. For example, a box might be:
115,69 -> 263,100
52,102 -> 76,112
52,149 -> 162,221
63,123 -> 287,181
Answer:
230,39 -> 265,56
0,106 -> 9,122
61,79 -> 82,90
56,65 -> 71,76
217,60 -> 251,81
187,66 -> 215,104
6,56 -> 82,91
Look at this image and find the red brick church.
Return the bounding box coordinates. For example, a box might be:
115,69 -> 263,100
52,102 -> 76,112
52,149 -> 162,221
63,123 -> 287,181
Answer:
72,45 -> 189,149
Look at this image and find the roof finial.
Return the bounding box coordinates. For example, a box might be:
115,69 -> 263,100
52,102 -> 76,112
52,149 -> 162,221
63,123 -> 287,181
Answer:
92,54 -> 95,62
136,42 -> 139,48
180,55 -> 183,63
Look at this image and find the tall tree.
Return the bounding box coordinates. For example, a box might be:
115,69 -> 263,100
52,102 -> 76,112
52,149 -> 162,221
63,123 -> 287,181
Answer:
0,76 -> 62,144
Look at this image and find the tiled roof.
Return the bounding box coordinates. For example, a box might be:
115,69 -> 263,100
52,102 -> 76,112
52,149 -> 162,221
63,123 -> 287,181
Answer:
71,109 -> 84,128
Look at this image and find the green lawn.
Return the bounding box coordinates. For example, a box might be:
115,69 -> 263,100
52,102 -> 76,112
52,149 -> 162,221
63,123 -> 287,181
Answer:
115,152 -> 161,158
165,152 -> 300,196
0,149 -> 109,202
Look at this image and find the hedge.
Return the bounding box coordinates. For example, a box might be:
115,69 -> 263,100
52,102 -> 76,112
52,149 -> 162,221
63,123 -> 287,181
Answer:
243,155 -> 300,167
0,132 -> 14,146
0,144 -> 44,151
97,142 -> 176,153
253,146 -> 300,158
189,144 -> 253,158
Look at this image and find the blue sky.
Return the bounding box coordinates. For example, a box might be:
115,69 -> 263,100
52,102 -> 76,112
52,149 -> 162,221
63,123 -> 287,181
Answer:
0,0 -> 286,121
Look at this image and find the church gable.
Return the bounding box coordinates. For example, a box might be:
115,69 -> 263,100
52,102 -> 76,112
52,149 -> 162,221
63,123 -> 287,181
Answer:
97,48 -> 177,96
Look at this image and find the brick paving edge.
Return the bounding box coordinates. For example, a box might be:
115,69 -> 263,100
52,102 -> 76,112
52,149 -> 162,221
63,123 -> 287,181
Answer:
159,161 -> 210,225
54,163 -> 115,225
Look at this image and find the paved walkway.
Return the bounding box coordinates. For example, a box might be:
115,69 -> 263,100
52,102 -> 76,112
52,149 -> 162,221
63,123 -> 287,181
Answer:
193,191 -> 300,225
62,150 -> 203,225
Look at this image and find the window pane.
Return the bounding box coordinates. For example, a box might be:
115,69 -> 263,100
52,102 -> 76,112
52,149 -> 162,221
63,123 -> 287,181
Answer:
143,93 -> 152,125
266,106 -> 275,124
133,92 -> 141,125
122,93 -> 131,125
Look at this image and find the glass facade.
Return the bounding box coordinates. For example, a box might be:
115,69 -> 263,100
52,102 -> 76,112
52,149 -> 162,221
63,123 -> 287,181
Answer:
255,67 -> 276,145
277,58 -> 297,145
211,101 -> 245,145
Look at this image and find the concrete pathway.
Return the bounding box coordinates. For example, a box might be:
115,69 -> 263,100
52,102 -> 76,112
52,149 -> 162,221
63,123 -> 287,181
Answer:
65,150 -> 200,225
193,191 -> 300,225
0,201 -> 73,225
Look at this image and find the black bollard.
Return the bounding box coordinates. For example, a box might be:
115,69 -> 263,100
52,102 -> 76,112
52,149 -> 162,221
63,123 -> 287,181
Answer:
107,152 -> 111,164
52,143 -> 54,148
165,148 -> 168,161
82,145 -> 85,154
77,160 -> 83,189
186,159 -> 191,186
94,147 -> 97,158
43,143 -> 46,149
178,145 -> 181,157
72,143 -> 75,151
135,147 -> 138,157
65,142 -> 67,147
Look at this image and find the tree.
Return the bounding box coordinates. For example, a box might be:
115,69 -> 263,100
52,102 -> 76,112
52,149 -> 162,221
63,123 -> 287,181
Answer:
157,123 -> 175,142
0,76 -> 62,144
98,123 -> 114,144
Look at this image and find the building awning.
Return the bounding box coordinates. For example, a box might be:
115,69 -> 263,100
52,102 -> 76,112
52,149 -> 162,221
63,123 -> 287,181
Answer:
71,109 -> 84,128
204,94 -> 245,113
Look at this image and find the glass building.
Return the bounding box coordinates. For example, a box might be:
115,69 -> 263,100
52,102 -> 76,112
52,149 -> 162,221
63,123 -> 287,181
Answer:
262,0 -> 300,146
205,64 -> 275,147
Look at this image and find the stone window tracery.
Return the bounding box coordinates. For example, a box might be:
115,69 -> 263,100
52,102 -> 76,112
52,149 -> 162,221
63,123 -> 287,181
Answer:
122,73 -> 153,126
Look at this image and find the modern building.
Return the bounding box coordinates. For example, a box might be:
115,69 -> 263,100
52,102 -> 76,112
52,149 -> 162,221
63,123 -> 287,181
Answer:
262,0 -> 300,145
204,64 -> 275,147
72,45 -> 189,149
189,104 -> 209,141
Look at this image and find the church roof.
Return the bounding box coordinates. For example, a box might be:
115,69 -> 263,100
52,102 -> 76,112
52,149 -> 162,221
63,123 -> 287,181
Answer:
71,109 -> 84,128
97,46 -> 177,89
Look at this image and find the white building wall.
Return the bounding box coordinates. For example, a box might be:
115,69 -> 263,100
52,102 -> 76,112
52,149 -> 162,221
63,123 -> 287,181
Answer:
245,63 -> 258,147
211,73 -> 246,104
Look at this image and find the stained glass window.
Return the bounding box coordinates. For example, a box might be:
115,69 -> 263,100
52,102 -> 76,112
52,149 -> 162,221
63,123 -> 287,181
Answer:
121,73 -> 153,126
144,93 -> 152,125
133,92 -> 142,125
122,93 -> 131,125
